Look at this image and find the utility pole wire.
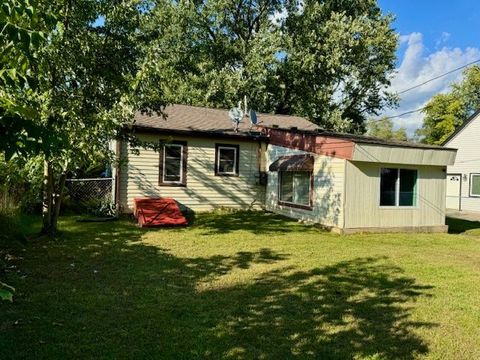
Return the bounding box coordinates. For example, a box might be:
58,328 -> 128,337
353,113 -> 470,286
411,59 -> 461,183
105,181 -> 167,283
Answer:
397,58 -> 480,95
372,59 -> 480,122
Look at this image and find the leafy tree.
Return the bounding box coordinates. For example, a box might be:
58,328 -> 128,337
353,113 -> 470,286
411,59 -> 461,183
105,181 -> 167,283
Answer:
141,0 -> 283,111
416,65 -> 480,144
281,0 -> 398,132
0,0 -> 56,159
2,0 -> 165,236
366,117 -> 408,141
144,0 -> 397,132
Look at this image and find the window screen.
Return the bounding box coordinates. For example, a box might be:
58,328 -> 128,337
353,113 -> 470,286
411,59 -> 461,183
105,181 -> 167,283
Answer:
218,147 -> 236,174
380,168 -> 397,206
399,169 -> 417,206
163,144 -> 183,183
215,145 -> 239,175
279,171 -> 311,206
380,168 -> 417,207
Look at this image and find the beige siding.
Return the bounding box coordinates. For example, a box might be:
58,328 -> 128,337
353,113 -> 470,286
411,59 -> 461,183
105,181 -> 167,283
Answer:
444,113 -> 480,211
344,161 -> 446,229
118,133 -> 264,212
353,144 -> 455,166
265,145 -> 345,227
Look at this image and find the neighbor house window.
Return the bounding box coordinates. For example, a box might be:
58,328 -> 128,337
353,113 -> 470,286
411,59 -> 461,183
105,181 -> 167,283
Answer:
380,168 -> 418,207
470,173 -> 480,197
159,141 -> 187,186
279,171 -> 311,209
215,144 -> 239,176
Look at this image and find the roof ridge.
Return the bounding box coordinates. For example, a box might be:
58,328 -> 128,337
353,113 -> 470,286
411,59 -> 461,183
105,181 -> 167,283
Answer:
169,103 -> 309,120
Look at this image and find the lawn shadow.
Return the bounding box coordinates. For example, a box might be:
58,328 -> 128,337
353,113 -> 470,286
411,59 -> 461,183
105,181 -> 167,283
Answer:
446,216 -> 480,234
207,256 -> 434,359
2,218 -> 435,359
192,209 -> 320,235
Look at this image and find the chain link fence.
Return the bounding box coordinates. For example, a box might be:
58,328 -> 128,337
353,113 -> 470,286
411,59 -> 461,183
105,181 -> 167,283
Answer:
64,178 -> 114,216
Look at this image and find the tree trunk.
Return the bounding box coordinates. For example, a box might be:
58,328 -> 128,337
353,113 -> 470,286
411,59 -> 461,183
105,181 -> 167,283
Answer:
42,160 -> 54,235
51,172 -> 67,235
41,160 -> 67,237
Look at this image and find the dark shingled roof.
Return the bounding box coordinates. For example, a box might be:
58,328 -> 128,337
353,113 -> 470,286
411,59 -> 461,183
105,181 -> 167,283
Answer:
133,104 -> 319,138
132,104 -> 456,151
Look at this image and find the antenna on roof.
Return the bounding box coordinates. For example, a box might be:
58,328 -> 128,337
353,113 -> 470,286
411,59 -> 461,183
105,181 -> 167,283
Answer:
228,106 -> 244,133
249,109 -> 258,130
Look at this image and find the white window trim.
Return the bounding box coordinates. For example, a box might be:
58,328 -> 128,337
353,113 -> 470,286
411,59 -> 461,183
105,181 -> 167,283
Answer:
163,143 -> 184,184
279,171 -> 311,207
217,146 -> 238,175
469,173 -> 480,197
379,168 -> 419,208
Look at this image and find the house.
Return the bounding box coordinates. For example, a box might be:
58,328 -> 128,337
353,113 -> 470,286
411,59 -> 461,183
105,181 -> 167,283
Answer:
442,110 -> 480,211
114,104 -> 457,233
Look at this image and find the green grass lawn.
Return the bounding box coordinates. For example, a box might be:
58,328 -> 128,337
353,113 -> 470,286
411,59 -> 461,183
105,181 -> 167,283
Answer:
1,212 -> 480,359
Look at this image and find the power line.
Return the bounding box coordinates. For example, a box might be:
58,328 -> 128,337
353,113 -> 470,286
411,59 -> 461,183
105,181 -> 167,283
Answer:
374,59 -> 480,122
397,58 -> 480,95
385,107 -> 426,119
370,105 -> 432,123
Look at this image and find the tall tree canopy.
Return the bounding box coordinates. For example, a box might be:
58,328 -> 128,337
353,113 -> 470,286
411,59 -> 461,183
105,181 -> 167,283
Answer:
144,0 -> 398,132
417,65 -> 480,144
366,117 -> 407,141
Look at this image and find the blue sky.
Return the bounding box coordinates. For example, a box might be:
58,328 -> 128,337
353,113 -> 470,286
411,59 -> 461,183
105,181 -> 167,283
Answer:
378,0 -> 480,133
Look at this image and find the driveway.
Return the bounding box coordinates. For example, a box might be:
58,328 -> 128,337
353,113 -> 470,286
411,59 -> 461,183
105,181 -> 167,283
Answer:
446,209 -> 480,222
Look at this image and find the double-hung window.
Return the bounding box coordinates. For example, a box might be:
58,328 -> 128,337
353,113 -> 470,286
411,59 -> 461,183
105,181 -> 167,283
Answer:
215,144 -> 239,176
159,141 -> 187,186
279,171 -> 311,208
380,168 -> 418,207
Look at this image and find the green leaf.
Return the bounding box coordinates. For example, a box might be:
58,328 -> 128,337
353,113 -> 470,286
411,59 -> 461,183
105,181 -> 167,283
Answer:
0,282 -> 15,302
25,5 -> 34,18
0,289 -> 14,302
30,30 -> 42,47
2,3 -> 11,16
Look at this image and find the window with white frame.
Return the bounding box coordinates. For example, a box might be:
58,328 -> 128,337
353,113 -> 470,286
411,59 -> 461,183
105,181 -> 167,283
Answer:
159,142 -> 186,185
380,168 -> 418,206
470,173 -> 480,197
215,144 -> 239,176
279,171 -> 311,207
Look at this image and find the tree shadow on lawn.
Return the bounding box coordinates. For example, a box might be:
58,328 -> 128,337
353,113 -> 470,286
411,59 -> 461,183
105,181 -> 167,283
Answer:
2,220 -> 435,359
189,210 -> 319,236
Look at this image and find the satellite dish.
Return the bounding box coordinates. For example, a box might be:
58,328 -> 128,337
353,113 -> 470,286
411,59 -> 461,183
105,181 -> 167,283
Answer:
228,107 -> 244,132
250,110 -> 258,125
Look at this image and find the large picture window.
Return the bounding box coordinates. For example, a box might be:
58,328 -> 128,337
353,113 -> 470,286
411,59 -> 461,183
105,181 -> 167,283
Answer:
470,173 -> 480,197
159,141 -> 187,186
380,168 -> 418,207
215,144 -> 239,176
279,171 -> 311,209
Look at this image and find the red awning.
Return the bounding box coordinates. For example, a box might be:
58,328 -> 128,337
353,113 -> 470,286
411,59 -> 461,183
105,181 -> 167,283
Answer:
269,154 -> 314,172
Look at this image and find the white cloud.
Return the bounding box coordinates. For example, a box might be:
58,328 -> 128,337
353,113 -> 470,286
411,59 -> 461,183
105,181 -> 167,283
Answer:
381,32 -> 480,135
436,32 -> 451,48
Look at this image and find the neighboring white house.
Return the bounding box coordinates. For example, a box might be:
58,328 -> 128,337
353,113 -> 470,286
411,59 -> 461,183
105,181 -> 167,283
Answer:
443,110 -> 480,211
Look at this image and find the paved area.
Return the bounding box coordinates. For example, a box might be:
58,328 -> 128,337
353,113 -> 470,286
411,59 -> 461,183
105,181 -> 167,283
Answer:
446,209 -> 480,222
